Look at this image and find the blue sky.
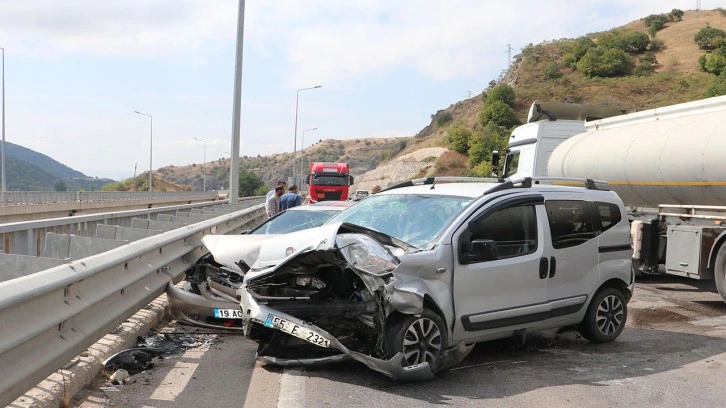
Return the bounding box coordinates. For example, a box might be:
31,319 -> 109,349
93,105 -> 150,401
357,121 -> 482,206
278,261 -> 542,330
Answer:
0,0 -> 698,180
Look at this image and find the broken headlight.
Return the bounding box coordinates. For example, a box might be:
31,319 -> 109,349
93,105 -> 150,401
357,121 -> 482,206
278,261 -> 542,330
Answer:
336,233 -> 399,276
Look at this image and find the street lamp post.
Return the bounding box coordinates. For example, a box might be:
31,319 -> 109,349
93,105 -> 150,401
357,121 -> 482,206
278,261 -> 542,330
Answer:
193,138 -> 207,191
300,127 -> 317,188
293,85 -> 321,187
133,111 -> 153,193
1,46 -> 5,197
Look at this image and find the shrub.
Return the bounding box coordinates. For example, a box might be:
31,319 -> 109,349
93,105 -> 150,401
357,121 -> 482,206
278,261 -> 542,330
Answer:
571,36 -> 595,62
599,30 -> 650,53
467,123 -> 509,167
447,126 -> 473,154
705,72 -> 726,97
434,111 -> 453,127
542,61 -> 563,80
643,14 -> 669,36
669,9 -> 684,22
700,53 -> 726,75
479,100 -> 521,129
238,170 -> 265,197
484,84 -> 516,108
633,52 -> 657,76
577,47 -> 633,77
694,27 -> 726,50
649,38 -> 665,51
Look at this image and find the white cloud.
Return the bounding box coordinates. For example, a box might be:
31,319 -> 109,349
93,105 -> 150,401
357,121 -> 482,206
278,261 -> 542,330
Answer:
248,0 -> 697,86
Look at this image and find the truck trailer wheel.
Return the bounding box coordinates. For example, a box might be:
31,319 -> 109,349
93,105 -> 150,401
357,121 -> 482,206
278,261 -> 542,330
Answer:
714,245 -> 726,303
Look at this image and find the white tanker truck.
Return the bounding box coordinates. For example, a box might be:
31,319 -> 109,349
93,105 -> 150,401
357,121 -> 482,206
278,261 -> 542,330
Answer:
495,95 -> 726,303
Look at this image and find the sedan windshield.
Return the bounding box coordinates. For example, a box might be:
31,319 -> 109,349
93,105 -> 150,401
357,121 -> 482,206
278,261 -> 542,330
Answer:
250,210 -> 340,235
327,194 -> 474,248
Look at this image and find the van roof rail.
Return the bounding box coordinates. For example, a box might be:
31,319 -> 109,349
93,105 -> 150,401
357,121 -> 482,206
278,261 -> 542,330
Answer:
381,176 -> 607,194
382,176 -> 502,192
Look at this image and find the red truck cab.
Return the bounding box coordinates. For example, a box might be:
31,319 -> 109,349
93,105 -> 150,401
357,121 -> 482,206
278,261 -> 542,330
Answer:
306,162 -> 354,203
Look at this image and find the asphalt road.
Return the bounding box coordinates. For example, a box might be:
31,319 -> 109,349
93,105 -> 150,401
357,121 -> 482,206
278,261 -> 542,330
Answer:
74,275 -> 726,408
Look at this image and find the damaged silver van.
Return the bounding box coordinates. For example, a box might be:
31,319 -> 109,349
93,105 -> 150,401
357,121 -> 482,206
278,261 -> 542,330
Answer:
236,177 -> 633,380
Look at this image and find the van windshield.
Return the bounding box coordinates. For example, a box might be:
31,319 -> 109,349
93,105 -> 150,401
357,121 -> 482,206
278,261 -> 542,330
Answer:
327,193 -> 473,249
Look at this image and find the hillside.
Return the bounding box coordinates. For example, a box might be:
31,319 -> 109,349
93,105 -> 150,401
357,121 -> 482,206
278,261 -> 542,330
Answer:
157,137 -> 409,190
100,172 -> 190,192
4,141 -> 114,191
157,8 -> 726,193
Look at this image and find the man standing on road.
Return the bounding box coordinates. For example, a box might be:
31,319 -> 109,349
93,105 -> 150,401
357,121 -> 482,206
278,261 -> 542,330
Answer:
280,185 -> 302,211
266,179 -> 286,200
266,186 -> 284,218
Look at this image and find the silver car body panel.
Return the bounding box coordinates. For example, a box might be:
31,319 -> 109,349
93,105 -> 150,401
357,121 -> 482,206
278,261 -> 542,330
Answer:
201,234 -> 272,273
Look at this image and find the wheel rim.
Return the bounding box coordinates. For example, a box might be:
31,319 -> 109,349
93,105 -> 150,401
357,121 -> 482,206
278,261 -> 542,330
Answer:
596,294 -> 624,335
402,317 -> 442,366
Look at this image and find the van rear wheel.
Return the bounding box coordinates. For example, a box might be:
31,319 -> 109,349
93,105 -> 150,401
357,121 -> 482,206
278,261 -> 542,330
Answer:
578,287 -> 627,343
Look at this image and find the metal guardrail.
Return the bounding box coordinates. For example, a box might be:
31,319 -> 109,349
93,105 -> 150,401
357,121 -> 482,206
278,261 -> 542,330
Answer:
0,198 -> 253,257
0,200 -> 267,406
0,190 -> 220,206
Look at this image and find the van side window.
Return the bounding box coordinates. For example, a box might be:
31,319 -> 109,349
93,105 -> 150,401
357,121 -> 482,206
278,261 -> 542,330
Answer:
545,200 -> 596,249
461,205 -> 538,261
595,202 -> 622,232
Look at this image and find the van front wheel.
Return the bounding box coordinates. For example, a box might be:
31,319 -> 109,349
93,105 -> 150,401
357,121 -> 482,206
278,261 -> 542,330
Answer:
578,287 -> 627,343
385,309 -> 447,371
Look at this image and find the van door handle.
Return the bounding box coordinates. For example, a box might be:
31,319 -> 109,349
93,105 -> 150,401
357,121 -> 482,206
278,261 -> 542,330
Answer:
549,256 -> 556,278
539,257 -> 549,279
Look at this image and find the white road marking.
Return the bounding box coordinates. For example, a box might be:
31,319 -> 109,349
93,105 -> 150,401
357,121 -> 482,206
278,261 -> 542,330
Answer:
277,369 -> 306,408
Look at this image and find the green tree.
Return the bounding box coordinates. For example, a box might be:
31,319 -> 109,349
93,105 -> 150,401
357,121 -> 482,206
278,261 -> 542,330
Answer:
669,9 -> 684,22
705,72 -> 726,97
599,30 -> 650,53
694,27 -> 726,50
467,123 -> 509,167
600,48 -> 634,76
53,180 -> 67,191
447,126 -> 473,154
238,170 -> 265,197
643,14 -> 669,36
577,47 -> 633,77
542,61 -> 563,80
433,111 -> 453,127
700,53 -> 726,76
570,36 -> 595,63
480,100 -> 520,129
484,84 -> 516,108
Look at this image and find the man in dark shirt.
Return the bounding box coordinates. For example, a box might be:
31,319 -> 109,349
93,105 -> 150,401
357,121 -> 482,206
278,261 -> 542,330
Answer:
279,185 -> 302,211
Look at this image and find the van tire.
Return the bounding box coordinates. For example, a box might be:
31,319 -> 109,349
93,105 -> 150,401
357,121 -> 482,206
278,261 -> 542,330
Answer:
578,287 -> 627,343
385,309 -> 447,372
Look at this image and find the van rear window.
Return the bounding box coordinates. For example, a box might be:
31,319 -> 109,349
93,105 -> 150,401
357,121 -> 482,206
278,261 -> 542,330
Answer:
595,202 -> 622,232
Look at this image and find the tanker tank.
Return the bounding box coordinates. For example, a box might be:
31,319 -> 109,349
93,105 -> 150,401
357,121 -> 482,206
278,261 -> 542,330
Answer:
547,95 -> 726,208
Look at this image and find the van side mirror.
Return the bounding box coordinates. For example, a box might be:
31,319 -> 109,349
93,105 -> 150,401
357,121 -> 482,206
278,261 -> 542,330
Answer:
461,239 -> 498,263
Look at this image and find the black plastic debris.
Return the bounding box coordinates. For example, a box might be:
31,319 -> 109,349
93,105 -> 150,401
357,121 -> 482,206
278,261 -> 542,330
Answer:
102,348 -> 166,375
